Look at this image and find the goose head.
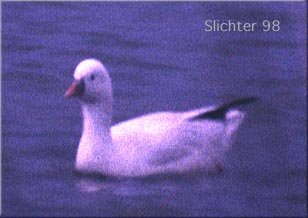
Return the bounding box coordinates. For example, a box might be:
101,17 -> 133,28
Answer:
65,59 -> 112,106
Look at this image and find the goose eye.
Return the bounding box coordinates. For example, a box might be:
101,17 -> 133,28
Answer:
90,74 -> 95,81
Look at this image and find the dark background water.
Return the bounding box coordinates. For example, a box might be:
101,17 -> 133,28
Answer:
1,2 -> 307,217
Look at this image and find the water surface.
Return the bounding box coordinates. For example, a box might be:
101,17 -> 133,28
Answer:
2,2 -> 307,216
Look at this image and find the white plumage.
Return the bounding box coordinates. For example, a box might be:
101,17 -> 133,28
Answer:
65,59 -> 255,177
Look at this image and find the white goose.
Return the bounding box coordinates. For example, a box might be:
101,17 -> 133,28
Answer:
65,59 -> 256,177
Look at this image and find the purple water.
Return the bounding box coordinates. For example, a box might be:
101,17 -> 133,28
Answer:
2,2 -> 307,216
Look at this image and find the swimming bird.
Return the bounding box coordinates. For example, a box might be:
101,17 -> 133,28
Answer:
65,59 -> 257,177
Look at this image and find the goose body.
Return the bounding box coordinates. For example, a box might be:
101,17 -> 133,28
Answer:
65,59 -> 255,177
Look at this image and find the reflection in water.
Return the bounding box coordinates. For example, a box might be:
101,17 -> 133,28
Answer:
76,178 -> 104,193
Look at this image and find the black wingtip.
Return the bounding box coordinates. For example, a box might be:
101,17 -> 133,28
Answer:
189,96 -> 259,121
234,97 -> 259,105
